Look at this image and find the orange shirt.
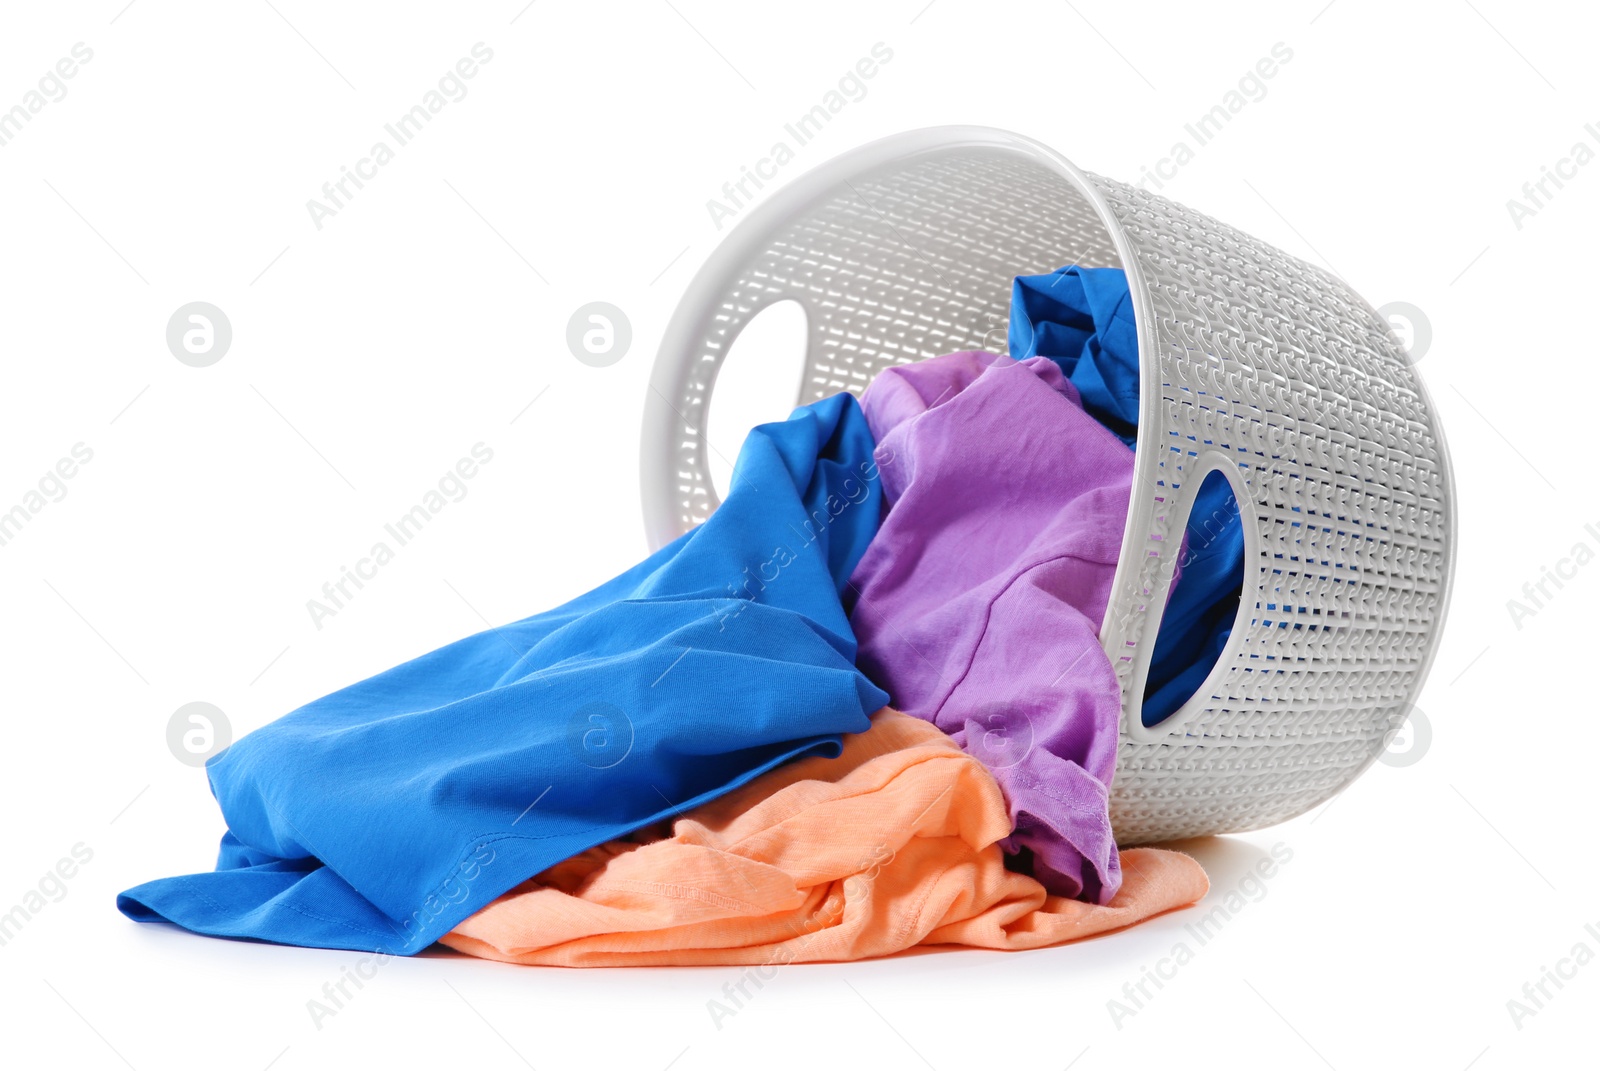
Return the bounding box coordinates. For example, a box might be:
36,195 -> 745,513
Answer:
444,710 -> 1207,966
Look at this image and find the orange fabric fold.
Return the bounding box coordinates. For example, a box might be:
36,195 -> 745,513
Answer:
443,709 -> 1207,966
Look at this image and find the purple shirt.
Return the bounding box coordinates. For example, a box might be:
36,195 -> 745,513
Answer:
847,351 -> 1135,902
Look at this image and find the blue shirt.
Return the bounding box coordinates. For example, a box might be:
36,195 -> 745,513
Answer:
119,392 -> 889,953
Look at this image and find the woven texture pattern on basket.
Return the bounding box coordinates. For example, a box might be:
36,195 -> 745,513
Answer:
655,151 -> 1120,536
644,132 -> 1452,844
1087,173 -> 1449,842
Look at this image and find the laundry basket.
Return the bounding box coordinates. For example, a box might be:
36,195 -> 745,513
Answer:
641,126 -> 1456,844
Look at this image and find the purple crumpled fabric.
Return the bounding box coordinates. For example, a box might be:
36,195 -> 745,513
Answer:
845,350 -> 1139,903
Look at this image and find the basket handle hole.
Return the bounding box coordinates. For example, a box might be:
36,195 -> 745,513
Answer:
706,298 -> 811,500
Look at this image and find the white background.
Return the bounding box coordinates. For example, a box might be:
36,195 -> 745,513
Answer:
0,1 -> 1593,1068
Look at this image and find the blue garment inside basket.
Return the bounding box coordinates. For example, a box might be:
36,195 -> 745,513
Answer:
1009,265 -> 1244,726
118,393 -> 889,954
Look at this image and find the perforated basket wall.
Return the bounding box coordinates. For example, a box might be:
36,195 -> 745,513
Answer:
641,127 -> 1455,844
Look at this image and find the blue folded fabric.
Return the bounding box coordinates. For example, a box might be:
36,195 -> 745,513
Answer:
118,393 -> 889,953
1010,265 -> 1243,727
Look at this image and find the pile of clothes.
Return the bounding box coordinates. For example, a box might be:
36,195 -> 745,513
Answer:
119,267 -> 1244,964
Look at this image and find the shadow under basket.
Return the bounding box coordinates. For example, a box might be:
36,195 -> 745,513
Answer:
640,126 -> 1456,845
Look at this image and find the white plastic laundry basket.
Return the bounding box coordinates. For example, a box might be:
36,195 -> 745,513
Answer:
641,126 -> 1456,844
